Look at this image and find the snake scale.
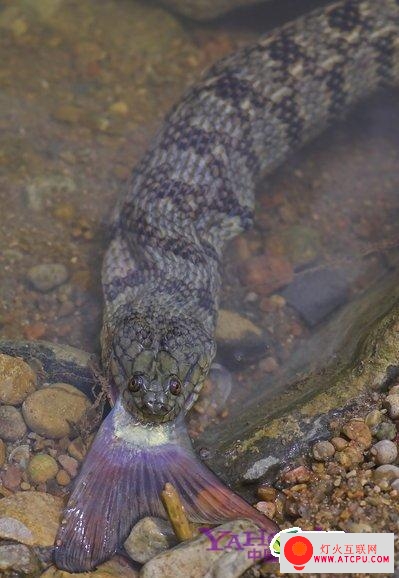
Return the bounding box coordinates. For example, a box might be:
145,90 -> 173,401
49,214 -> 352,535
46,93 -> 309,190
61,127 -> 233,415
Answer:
53,0 -> 399,571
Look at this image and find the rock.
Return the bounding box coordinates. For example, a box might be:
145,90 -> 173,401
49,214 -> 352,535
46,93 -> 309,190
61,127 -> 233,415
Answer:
370,440 -> 398,465
282,465 -> 311,484
341,420 -> 372,449
41,556 -> 138,577
257,486 -> 276,501
57,454 -> 78,478
388,384 -> 399,396
267,225 -> 321,268
0,543 -> 39,573
346,522 -> 373,533
330,437 -> 348,451
312,441 -> 335,461
27,454 -> 59,483
374,422 -> 397,441
0,354 -> 36,405
0,491 -> 63,546
2,464 -> 22,491
67,437 -> 86,461
27,263 -> 69,292
124,516 -> 177,564
56,470 -> 71,486
0,406 -> 27,441
240,255 -> 293,296
9,444 -> 30,468
22,383 -> 91,439
335,445 -> 364,469
255,501 -> 276,518
0,439 -> 5,467
373,465 -> 399,484
281,267 -> 350,327
259,356 -> 279,374
215,309 -> 268,368
141,519 -> 265,578
385,394 -> 399,419
391,479 -> 399,491
365,409 -> 383,428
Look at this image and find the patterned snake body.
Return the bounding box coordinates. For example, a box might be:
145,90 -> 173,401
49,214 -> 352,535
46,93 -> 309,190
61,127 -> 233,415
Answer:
54,0 -> 399,571
102,0 -> 399,423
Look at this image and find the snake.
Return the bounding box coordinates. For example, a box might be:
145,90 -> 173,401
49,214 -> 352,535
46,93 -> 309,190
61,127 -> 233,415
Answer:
36,0 -> 399,571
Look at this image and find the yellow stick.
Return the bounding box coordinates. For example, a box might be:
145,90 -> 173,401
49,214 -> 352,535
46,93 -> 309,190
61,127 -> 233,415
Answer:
161,482 -> 195,541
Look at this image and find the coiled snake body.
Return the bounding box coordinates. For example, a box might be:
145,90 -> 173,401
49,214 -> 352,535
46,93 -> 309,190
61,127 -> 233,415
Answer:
102,0 -> 399,424
54,0 -> 399,571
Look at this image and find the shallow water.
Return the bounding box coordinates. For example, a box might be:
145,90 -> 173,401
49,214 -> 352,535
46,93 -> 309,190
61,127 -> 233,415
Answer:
1,0 -> 399,453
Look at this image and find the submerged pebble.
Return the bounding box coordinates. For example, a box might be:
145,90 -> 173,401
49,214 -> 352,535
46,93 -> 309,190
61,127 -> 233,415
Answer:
370,440 -> 398,465
385,394 -> 399,419
27,263 -> 69,292
0,406 -> 27,441
312,440 -> 335,461
124,516 -> 177,564
0,543 -> 39,573
27,453 -> 59,483
0,354 -> 36,405
22,383 -> 91,439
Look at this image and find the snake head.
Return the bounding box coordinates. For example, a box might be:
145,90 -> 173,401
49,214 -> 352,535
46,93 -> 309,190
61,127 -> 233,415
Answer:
106,311 -> 216,423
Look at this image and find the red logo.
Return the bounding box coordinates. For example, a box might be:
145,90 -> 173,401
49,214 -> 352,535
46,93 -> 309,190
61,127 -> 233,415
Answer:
284,535 -> 314,570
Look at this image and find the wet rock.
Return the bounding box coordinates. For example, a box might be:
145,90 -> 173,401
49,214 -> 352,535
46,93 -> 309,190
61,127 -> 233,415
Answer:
267,225 -> 321,268
374,422 -> 397,441
312,441 -> 335,461
141,519 -> 264,578
370,440 -> 398,465
27,454 -> 59,483
2,464 -> 23,491
0,354 -> 36,405
0,491 -> 62,546
281,267 -> 350,327
330,437 -> 349,451
255,501 -> 276,518
41,556 -> 139,577
57,454 -> 78,478
124,516 -> 177,564
341,420 -> 372,449
56,470 -> 71,486
240,255 -> 293,296
373,464 -> 399,484
335,445 -> 364,469
282,465 -> 311,484
0,543 -> 39,573
215,309 -> 269,368
24,175 -> 76,211
27,263 -> 69,293
22,383 -> 91,439
385,394 -> 399,419
365,409 -> 383,427
0,406 -> 27,441
257,486 -> 276,501
9,444 -> 31,468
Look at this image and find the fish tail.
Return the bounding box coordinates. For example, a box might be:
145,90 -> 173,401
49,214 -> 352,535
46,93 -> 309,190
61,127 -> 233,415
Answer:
54,401 -> 279,572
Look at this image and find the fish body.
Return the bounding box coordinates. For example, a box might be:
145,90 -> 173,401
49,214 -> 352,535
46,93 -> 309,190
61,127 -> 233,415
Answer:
55,0 -> 399,571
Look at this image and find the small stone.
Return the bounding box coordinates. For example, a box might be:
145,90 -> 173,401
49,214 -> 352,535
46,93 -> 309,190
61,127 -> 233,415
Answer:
330,437 -> 349,451
56,470 -> 71,486
341,420 -> 372,449
67,437 -> 86,461
23,322 -> 47,340
370,440 -> 398,465
282,465 -> 311,484
365,409 -> 383,428
53,105 -> 82,124
27,263 -> 69,292
385,394 -> 399,419
0,543 -> 39,573
388,384 -> 399,396
391,479 -> 399,491
58,454 -> 78,477
2,464 -> 22,491
0,491 -> 63,546
257,486 -> 276,501
346,522 -> 373,533
124,516 -> 177,564
375,422 -> 397,441
255,501 -> 276,518
240,254 -> 293,296
27,454 -> 59,483
9,445 -> 30,468
312,440 -> 335,461
335,444 -> 364,469
0,406 -> 27,441
373,464 -> 399,484
0,354 -> 36,405
22,383 -> 91,439
0,439 -> 5,467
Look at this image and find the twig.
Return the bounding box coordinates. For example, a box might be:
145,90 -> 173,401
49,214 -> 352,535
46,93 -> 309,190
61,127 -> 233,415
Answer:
161,482 -> 195,541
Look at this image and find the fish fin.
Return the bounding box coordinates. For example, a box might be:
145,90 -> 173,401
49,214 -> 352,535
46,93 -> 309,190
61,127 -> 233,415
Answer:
54,405 -> 279,572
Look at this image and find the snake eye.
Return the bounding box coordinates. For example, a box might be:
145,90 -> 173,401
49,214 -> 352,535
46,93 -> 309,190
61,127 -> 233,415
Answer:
169,376 -> 181,396
129,374 -> 144,393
